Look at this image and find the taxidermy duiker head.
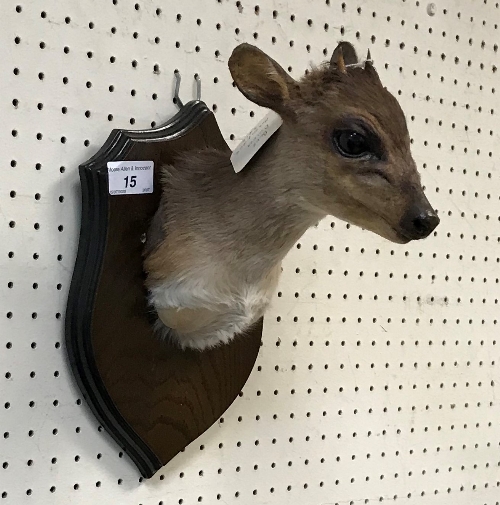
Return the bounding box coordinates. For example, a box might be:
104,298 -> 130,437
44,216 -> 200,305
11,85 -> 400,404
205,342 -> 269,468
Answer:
145,41 -> 441,351
229,42 -> 439,243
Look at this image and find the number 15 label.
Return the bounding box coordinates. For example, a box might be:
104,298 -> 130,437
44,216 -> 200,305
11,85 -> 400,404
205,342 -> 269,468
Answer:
107,160 -> 154,195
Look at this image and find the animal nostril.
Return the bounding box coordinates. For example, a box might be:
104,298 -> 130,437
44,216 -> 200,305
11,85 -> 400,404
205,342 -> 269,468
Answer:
413,214 -> 428,232
412,211 -> 440,237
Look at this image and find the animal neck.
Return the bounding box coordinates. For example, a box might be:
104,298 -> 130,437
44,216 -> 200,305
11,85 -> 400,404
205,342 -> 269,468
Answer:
223,124 -> 324,271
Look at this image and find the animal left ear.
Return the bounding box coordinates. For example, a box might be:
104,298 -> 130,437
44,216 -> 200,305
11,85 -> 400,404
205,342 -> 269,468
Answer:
229,43 -> 299,117
330,41 -> 359,71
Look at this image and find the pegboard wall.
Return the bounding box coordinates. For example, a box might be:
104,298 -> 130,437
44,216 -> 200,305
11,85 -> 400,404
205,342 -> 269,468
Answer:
1,0 -> 500,504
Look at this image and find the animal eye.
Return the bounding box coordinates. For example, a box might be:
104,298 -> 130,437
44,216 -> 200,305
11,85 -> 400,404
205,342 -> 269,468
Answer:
333,130 -> 371,158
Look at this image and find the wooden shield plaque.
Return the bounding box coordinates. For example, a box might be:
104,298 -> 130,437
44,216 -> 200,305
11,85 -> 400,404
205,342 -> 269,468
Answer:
65,100 -> 263,478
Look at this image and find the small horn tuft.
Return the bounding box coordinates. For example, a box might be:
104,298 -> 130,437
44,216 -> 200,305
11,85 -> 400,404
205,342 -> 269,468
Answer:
336,47 -> 347,74
364,49 -> 375,71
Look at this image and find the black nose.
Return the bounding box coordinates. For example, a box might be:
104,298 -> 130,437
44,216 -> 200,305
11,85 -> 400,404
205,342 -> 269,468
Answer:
405,209 -> 440,239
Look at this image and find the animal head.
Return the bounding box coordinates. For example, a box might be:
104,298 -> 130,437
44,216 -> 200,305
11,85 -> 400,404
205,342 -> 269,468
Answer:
228,42 -> 439,244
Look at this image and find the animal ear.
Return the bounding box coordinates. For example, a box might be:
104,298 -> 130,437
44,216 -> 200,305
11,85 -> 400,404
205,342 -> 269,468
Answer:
229,43 -> 298,115
330,41 -> 358,69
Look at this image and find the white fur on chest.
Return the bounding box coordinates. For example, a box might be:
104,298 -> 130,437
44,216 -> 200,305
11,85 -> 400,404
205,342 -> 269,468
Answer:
148,266 -> 280,350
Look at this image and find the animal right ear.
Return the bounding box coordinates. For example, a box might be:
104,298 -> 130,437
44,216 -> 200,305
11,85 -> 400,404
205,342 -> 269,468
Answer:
229,43 -> 298,116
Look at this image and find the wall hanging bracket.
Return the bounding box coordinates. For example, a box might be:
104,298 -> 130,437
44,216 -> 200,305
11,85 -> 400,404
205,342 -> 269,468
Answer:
65,76 -> 262,478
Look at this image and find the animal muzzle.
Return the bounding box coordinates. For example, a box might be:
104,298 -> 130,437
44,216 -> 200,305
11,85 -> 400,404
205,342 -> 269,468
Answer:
399,205 -> 440,240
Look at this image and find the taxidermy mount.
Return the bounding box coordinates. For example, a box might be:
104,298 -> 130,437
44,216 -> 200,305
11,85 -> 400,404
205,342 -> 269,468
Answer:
144,41 -> 440,351
66,75 -> 264,478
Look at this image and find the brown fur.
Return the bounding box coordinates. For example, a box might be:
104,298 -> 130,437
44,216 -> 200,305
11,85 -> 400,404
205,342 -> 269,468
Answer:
144,228 -> 197,285
143,42 -> 439,350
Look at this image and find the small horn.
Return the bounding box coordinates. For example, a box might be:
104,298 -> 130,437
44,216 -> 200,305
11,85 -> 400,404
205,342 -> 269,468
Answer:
335,47 -> 347,74
364,49 -> 375,71
363,51 -> 381,84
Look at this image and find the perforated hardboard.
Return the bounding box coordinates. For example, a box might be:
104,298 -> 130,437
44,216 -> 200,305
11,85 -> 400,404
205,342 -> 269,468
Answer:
1,0 -> 500,504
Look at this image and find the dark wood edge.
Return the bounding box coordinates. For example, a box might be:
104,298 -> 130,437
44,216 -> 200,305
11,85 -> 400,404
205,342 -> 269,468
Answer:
65,101 -> 214,478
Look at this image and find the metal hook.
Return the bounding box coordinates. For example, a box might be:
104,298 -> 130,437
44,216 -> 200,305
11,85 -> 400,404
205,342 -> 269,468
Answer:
173,71 -> 184,110
194,73 -> 201,101
173,71 -> 202,110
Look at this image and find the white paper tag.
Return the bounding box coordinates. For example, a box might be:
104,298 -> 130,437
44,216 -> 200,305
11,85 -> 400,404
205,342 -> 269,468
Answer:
107,161 -> 154,195
230,111 -> 283,173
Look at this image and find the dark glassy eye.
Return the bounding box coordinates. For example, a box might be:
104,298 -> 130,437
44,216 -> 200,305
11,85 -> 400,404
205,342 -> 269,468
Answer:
333,130 -> 371,158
